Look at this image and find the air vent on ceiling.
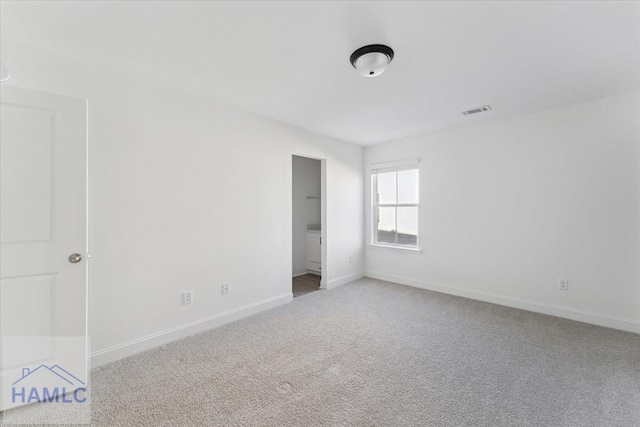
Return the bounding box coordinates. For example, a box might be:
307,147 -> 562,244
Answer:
462,105 -> 491,116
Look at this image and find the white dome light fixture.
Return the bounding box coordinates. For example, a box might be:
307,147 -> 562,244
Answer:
350,44 -> 394,78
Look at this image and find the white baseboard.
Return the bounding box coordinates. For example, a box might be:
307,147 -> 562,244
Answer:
326,272 -> 363,290
90,293 -> 293,368
365,271 -> 640,334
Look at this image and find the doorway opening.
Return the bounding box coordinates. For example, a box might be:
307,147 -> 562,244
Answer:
292,155 -> 324,297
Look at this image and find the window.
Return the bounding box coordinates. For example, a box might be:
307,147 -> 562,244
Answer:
371,160 -> 419,249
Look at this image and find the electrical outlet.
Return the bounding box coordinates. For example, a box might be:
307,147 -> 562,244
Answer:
349,255 -> 353,264
557,279 -> 569,291
182,291 -> 193,304
221,284 -> 229,296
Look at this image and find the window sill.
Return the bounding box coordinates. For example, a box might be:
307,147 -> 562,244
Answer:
369,244 -> 423,254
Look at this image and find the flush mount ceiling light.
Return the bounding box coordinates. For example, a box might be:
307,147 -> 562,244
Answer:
350,44 -> 394,78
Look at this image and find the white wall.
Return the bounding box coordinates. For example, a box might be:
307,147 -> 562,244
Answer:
1,42 -> 364,366
3,39 -> 636,374
365,93 -> 640,333
292,156 -> 321,275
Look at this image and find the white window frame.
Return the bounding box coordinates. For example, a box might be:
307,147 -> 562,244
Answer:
370,159 -> 421,252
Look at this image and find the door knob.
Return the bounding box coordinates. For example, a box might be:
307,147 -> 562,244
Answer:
68,253 -> 82,264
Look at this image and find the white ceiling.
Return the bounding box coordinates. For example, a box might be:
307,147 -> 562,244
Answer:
2,1 -> 639,146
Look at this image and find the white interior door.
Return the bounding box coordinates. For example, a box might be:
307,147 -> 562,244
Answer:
0,86 -> 87,386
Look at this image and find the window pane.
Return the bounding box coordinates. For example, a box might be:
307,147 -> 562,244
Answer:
397,207 -> 418,246
377,207 -> 395,232
377,207 -> 396,244
397,169 -> 418,204
376,172 -> 396,204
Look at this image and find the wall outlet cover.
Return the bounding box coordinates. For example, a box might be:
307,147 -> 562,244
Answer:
182,291 -> 193,304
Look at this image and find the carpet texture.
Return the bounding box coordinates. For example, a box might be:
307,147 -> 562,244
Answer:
36,279 -> 640,425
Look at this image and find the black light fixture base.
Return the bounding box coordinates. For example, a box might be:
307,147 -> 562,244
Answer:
349,44 -> 395,68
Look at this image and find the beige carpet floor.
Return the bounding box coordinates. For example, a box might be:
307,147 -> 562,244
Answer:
10,278 -> 640,426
